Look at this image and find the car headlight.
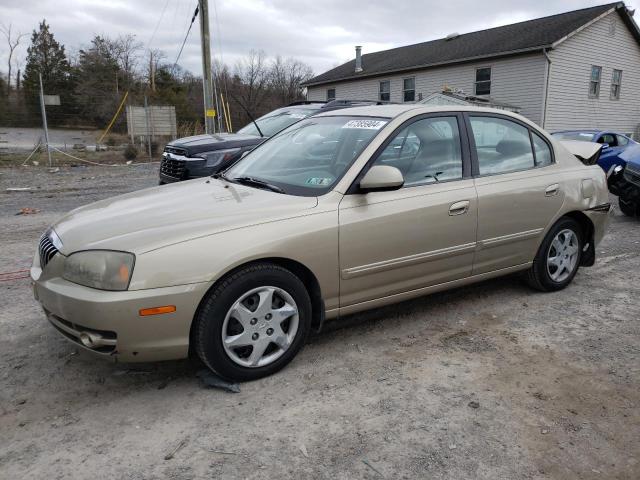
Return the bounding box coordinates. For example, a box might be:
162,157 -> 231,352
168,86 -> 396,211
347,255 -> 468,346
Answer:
63,250 -> 135,291
196,148 -> 242,167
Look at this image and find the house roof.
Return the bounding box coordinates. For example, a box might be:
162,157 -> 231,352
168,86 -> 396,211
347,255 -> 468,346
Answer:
304,2 -> 638,87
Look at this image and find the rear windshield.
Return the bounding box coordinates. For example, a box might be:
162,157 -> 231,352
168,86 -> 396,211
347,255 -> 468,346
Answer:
551,132 -> 595,142
237,107 -> 318,137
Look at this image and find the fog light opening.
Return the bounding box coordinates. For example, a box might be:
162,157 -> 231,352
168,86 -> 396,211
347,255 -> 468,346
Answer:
79,332 -> 95,348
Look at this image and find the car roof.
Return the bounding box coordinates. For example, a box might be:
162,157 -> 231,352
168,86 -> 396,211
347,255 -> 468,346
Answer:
312,104 -> 531,120
552,129 -> 600,134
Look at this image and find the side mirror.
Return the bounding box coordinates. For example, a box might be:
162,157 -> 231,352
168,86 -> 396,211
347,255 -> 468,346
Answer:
359,165 -> 404,192
601,143 -> 610,150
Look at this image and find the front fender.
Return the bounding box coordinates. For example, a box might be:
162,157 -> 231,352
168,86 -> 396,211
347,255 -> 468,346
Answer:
129,209 -> 340,311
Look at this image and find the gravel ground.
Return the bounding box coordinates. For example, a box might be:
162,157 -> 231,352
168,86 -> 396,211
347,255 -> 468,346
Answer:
0,165 -> 639,480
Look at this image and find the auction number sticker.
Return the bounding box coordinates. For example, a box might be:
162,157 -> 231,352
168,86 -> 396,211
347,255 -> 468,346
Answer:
342,119 -> 387,130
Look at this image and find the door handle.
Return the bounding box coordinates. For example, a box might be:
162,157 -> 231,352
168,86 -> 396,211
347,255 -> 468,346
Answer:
545,184 -> 560,196
449,200 -> 470,216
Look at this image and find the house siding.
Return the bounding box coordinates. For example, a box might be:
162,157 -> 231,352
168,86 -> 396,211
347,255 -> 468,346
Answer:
307,54 -> 547,125
545,10 -> 640,134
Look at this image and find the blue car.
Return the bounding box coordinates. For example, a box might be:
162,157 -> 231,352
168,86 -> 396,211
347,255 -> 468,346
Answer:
552,130 -> 640,217
551,130 -> 638,172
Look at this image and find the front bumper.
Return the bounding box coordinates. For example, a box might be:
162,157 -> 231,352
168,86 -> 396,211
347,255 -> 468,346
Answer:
32,260 -> 208,362
608,165 -> 640,201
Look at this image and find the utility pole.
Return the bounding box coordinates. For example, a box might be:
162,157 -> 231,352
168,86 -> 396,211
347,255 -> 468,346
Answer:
38,73 -> 52,167
144,95 -> 152,160
198,0 -> 215,134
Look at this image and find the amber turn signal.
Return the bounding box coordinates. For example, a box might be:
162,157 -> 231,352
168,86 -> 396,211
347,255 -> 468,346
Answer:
139,305 -> 176,316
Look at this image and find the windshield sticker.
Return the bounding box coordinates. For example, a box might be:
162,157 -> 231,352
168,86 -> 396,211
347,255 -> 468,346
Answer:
305,177 -> 333,186
342,119 -> 387,130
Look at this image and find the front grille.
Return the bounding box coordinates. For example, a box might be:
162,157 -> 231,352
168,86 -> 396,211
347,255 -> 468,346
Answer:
39,232 -> 59,269
623,163 -> 640,186
160,156 -> 187,179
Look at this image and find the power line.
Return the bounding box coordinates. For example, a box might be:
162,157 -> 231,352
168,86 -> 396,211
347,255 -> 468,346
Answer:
172,3 -> 199,72
147,0 -> 172,50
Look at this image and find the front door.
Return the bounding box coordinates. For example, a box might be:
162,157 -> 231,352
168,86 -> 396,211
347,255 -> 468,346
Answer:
338,114 -> 478,307
466,114 -> 564,274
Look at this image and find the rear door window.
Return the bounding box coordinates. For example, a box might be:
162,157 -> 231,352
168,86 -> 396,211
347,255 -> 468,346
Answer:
469,116 -> 535,175
532,132 -> 553,167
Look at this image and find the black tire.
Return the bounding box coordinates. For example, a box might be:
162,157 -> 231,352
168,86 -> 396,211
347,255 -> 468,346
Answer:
194,263 -> 312,381
526,217 -> 583,292
619,197 -> 637,217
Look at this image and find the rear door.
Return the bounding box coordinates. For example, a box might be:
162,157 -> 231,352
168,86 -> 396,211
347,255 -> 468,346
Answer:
338,113 -> 478,307
466,113 -> 564,275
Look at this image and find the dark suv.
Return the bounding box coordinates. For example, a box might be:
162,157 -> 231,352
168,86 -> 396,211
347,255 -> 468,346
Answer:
159,100 -> 388,184
608,158 -> 640,217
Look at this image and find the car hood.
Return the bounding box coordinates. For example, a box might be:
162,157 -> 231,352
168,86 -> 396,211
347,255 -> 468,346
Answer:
52,178 -> 318,255
618,143 -> 640,165
166,133 -> 264,156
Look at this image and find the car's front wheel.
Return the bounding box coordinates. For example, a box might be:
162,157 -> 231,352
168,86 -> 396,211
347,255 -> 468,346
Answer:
526,217 -> 582,292
619,197 -> 638,217
194,263 -> 312,381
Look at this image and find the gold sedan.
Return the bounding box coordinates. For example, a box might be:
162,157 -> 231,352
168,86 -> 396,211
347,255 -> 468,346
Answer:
32,105 -> 612,381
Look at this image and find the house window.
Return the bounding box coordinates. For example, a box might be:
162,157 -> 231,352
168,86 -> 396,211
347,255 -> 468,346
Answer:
611,69 -> 622,100
403,77 -> 415,102
379,80 -> 390,101
589,66 -> 602,97
475,67 -> 491,95
327,88 -> 336,101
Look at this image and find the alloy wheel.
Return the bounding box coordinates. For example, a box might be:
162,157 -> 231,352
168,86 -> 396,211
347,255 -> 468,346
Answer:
546,228 -> 579,283
221,286 -> 299,368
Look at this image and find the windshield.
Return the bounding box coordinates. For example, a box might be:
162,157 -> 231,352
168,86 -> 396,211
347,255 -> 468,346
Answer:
226,116 -> 389,196
237,107 -> 319,137
551,131 -> 595,142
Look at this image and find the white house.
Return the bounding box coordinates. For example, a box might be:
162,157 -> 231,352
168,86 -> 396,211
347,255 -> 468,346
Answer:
304,2 -> 640,136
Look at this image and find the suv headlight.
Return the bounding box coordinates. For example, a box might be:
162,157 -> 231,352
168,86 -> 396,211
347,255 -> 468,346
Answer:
63,251 -> 135,291
196,148 -> 241,167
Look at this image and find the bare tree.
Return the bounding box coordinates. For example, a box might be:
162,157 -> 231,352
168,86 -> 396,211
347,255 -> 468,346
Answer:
112,34 -> 143,89
270,55 -> 313,104
1,23 -> 27,91
234,50 -> 269,114
146,48 -> 166,92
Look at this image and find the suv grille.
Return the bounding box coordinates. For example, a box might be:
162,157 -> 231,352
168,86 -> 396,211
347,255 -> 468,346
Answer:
39,232 -> 59,269
623,162 -> 640,186
164,146 -> 187,156
160,156 -> 187,179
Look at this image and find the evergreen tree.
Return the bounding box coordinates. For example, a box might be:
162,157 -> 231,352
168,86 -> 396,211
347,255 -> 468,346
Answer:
22,20 -> 72,125
75,35 -> 120,125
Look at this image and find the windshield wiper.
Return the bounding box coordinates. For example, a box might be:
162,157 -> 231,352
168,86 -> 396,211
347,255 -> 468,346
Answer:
231,176 -> 285,194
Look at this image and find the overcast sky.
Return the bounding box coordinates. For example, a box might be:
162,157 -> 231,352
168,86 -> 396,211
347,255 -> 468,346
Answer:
0,0 -> 637,78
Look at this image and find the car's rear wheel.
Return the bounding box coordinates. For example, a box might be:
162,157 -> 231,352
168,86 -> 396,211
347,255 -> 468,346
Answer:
194,263 -> 311,381
619,197 -> 638,217
526,217 -> 582,292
